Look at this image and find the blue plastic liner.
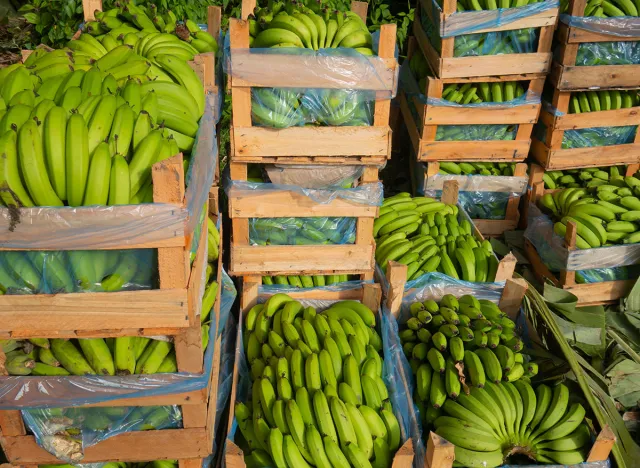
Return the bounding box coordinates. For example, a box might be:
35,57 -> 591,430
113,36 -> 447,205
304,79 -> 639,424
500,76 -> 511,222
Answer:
224,283 -> 419,466
0,267 -> 236,409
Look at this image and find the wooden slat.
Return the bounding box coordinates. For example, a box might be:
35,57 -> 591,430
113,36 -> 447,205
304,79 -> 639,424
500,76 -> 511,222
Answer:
229,190 -> 378,218
425,432 -> 455,468
587,425 -> 616,462
553,64 -> 640,90
473,219 -> 518,237
0,412 -> 25,437
231,126 -> 391,158
440,53 -> 552,78
443,8 -> 558,36
230,244 -> 375,276
2,430 -> 211,464
0,290 -> 189,333
530,138 -> 640,170
565,24 -> 640,43
83,0 -> 102,20
424,102 -> 540,125
555,107 -> 640,130
417,139 -> 530,162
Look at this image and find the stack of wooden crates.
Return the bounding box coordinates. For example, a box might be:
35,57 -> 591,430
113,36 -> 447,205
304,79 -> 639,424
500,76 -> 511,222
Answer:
400,0 -> 559,236
0,4 -> 223,468
526,0 -> 640,305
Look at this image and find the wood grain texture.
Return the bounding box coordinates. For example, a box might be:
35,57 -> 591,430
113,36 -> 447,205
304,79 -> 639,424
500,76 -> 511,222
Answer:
530,137 -> 640,170
553,63 -> 640,91
417,139 -> 530,162
425,432 -> 455,468
441,53 -> 552,78
231,126 -> 392,158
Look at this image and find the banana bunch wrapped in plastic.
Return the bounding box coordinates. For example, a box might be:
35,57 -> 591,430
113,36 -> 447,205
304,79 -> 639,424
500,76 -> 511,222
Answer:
263,274 -> 356,287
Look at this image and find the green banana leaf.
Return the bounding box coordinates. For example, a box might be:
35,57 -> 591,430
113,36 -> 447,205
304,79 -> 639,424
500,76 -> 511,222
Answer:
606,359 -> 640,409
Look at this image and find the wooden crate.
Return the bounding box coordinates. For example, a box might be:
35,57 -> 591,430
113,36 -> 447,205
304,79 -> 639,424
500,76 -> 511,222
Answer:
0,459 -> 210,468
401,38 -> 542,163
551,0 -> 640,90
228,0 -> 397,164
0,198 -> 224,465
383,267 -> 616,467
530,88 -> 640,170
414,0 -> 558,79
228,164 -> 379,277
524,219 -> 638,306
418,162 -> 528,237
224,280 -> 416,468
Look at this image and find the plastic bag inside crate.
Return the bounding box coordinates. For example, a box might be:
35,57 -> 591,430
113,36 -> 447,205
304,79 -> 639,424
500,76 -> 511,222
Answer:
535,103 -> 638,148
576,40 -> 640,66
22,405 -> 181,463
0,267 -> 236,407
437,123 -> 518,140
0,248 -> 155,294
249,216 -> 357,245
561,12 -> 640,38
421,0 -> 559,55
250,87 -> 375,128
0,95 -> 217,252
226,283 -> 419,465
264,165 -> 364,189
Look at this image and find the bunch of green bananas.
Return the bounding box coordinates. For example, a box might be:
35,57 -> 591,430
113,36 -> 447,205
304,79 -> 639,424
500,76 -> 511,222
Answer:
263,274 -> 356,287
542,166 -> 627,189
0,26 -> 210,208
0,220 -> 219,295
438,161 -> 520,176
374,193 -> 500,282
438,0 -> 542,11
538,177 -> 640,247
561,0 -> 640,15
251,217 -> 356,245
87,4 -> 218,54
249,2 -> 373,53
41,460 -> 177,468
441,81 -> 526,104
569,90 -> 639,113
400,294 -> 531,407
237,294 -> 402,468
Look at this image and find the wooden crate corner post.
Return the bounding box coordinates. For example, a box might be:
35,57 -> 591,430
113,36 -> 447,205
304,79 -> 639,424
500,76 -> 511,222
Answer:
425,432 -> 455,468
385,261 -> 408,317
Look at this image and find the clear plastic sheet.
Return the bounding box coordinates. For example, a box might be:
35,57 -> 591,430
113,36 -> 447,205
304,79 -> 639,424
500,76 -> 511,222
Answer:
525,204 -> 640,271
226,179 -> 384,206
576,40 -> 640,66
562,125 -> 638,148
0,267 -> 237,409
226,47 -> 397,98
424,189 -> 512,219
0,95 -> 217,251
427,0 -> 560,38
561,13 -> 640,38
258,279 -> 373,296
249,216 -> 357,246
225,284 -> 417,464
264,165 -> 363,189
453,28 -> 539,56
436,124 -> 518,140
0,248 -> 155,294
22,405 -> 182,463
577,264 -> 640,283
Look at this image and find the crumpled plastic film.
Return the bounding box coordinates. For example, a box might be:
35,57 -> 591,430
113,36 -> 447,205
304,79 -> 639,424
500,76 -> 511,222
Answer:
452,28 -> 539,57
265,165 -> 363,189
257,279 -> 373,299
0,248 -> 156,295
576,40 -> 640,66
561,13 -> 640,38
0,97 -> 217,251
577,264 -> 640,283
249,216 -> 357,246
418,170 -> 527,220
562,125 -> 638,148
226,284 -> 415,462
525,204 -> 640,271
226,179 -> 384,206
0,267 -> 237,409
437,124 -> 518,140
22,405 -> 182,463
427,0 -> 559,38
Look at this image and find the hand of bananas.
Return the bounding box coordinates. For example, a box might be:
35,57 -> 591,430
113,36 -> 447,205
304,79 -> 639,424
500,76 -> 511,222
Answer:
251,217 -> 356,245
542,165 -> 626,189
375,193 -> 500,282
403,295 -> 591,467
538,177 -> 640,247
263,274 -> 355,287
88,4 -> 218,55
41,460 -> 178,468
561,0 -> 640,16
238,294 -> 402,468
569,90 -> 639,113
0,23 -> 209,208
438,161 -> 520,176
